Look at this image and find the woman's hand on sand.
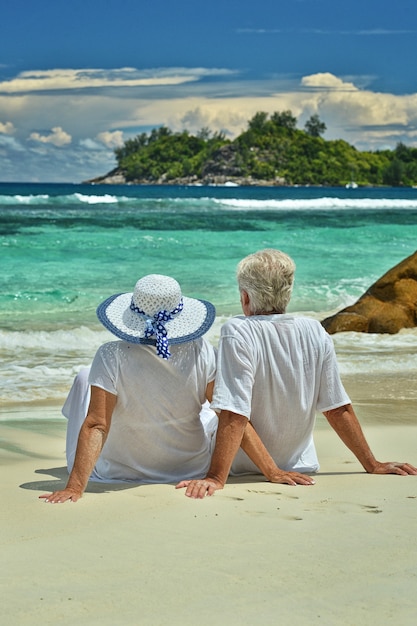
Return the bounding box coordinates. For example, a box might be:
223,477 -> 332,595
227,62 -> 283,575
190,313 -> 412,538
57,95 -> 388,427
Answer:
176,478 -> 224,499
368,461 -> 417,476
39,488 -> 82,503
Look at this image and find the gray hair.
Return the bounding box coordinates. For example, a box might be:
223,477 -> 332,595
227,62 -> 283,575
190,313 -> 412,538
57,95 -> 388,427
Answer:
237,249 -> 296,314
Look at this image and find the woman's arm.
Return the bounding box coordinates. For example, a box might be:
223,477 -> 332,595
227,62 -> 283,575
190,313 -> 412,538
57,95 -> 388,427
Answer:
40,386 -> 117,503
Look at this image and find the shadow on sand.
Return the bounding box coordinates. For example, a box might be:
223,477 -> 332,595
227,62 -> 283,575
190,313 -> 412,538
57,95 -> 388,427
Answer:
19,466 -> 140,494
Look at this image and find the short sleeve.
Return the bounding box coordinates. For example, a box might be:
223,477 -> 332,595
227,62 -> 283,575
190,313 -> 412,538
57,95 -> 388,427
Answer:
211,326 -> 254,419
316,333 -> 350,412
88,342 -> 120,396
200,337 -> 217,384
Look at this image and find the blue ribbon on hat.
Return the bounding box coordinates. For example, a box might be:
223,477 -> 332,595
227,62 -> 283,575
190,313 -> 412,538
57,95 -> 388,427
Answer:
130,298 -> 184,359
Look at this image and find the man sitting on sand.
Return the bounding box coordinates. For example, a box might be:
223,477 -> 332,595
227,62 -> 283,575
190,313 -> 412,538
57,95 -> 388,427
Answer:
178,249 -> 417,499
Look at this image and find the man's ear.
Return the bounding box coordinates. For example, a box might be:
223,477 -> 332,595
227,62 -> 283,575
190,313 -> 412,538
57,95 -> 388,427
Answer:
241,290 -> 250,306
240,290 -> 251,315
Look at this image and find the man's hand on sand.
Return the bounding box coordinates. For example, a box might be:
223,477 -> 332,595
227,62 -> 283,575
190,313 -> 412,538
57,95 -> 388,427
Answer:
176,478 -> 224,499
369,461 -> 417,476
267,470 -> 316,486
39,488 -> 82,503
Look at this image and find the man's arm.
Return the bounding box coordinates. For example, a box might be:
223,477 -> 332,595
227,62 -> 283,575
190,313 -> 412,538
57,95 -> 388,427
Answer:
39,386 -> 117,503
324,404 -> 417,475
177,410 -> 247,498
240,421 -> 315,486
177,409 -> 316,498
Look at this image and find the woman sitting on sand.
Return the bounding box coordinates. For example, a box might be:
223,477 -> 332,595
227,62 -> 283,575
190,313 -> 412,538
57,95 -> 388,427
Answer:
41,274 -> 220,502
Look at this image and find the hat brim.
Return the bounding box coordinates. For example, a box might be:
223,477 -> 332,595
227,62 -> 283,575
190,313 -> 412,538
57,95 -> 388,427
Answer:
97,292 -> 216,344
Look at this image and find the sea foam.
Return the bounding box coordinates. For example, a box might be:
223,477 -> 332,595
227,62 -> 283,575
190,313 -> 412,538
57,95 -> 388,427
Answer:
1,321 -> 417,411
214,197 -> 417,210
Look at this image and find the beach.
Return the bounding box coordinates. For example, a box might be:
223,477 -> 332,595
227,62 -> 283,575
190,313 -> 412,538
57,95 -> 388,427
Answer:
2,372 -> 416,626
1,184 -> 417,624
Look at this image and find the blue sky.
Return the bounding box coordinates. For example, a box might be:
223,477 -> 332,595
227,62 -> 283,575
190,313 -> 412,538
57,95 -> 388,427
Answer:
1,0 -> 417,182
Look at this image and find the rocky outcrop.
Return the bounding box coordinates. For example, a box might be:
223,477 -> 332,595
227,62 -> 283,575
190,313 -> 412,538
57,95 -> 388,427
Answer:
85,168 -> 127,185
84,170 -> 285,186
200,143 -> 286,186
201,143 -> 244,180
321,250 -> 417,334
84,145 -> 286,186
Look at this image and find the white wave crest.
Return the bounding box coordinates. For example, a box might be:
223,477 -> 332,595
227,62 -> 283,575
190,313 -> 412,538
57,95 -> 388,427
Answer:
73,193 -> 119,204
332,328 -> 417,375
0,326 -> 111,354
0,192 -> 123,207
214,197 -> 417,210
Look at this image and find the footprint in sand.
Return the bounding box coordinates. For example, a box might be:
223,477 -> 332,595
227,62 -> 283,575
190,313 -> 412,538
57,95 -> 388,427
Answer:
246,489 -> 299,500
220,496 -> 245,501
361,504 -> 383,514
246,489 -> 282,496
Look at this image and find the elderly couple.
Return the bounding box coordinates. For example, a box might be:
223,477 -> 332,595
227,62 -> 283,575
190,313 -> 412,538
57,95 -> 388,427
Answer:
41,249 -> 416,503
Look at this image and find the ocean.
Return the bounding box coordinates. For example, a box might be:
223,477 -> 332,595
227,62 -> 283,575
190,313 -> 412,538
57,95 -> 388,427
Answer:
1,182 -> 417,414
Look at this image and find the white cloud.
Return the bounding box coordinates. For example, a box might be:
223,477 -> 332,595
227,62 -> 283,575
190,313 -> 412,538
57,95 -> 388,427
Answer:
29,126 -> 72,146
1,140 -> 118,183
78,131 -> 125,153
237,27 -> 417,36
0,134 -> 25,151
0,121 -> 15,134
2,67 -> 417,181
79,138 -> 103,150
301,73 -> 358,91
0,67 -> 237,94
96,130 -> 124,148
299,74 -> 417,144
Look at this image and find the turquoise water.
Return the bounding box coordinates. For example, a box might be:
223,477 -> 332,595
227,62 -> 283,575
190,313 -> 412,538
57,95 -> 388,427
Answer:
1,183 -> 417,408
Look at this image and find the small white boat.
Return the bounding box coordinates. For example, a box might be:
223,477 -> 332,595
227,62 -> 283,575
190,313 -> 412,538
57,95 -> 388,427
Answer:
345,181 -> 358,189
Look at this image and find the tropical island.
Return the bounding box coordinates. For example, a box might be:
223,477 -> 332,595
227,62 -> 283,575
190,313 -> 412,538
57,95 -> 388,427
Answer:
88,111 -> 417,187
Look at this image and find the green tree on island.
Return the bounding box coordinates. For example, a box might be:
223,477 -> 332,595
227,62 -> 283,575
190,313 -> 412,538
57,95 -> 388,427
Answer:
101,111 -> 417,187
304,114 -> 327,137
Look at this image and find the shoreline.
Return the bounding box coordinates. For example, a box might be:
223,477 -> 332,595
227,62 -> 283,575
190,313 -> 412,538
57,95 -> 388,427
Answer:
82,174 -> 405,189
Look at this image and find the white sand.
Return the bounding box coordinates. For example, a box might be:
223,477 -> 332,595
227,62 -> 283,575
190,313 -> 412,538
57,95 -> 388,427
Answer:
1,391 -> 417,626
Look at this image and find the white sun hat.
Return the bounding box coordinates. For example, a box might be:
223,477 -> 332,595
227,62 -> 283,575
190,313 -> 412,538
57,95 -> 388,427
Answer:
97,274 -> 215,359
